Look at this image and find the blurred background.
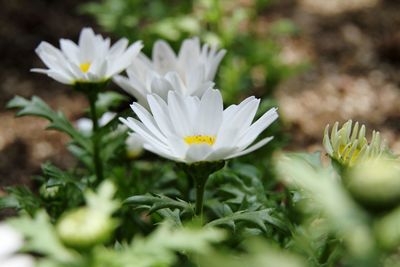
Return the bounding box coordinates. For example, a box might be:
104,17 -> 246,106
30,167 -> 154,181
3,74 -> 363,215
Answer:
0,0 -> 399,188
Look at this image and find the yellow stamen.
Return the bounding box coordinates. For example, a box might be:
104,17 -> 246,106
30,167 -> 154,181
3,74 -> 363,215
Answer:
79,62 -> 91,73
184,135 -> 216,145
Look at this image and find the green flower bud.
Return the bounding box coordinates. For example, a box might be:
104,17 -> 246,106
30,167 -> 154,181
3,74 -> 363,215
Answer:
39,184 -> 60,199
323,120 -> 386,167
345,157 -> 400,207
57,181 -> 120,249
374,207 -> 400,250
57,207 -> 118,249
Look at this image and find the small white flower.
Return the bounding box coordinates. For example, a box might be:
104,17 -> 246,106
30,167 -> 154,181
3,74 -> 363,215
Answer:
32,27 -> 143,84
120,89 -> 278,163
0,223 -> 34,267
114,37 -> 226,105
75,112 -> 116,134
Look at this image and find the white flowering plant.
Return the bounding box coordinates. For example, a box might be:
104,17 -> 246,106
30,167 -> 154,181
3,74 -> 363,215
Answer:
1,14 -> 400,267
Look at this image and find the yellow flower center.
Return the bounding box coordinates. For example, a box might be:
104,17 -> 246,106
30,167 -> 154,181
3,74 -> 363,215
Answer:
184,135 -> 216,146
79,62 -> 91,73
338,144 -> 361,166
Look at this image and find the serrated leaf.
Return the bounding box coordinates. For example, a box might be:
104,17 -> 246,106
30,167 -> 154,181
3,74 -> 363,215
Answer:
0,186 -> 41,216
8,211 -> 76,261
207,209 -> 287,233
124,194 -> 194,215
42,163 -> 85,191
7,96 -> 91,152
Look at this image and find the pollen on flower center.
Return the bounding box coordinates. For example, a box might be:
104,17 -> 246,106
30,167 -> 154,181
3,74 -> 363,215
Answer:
184,135 -> 216,146
79,62 -> 91,73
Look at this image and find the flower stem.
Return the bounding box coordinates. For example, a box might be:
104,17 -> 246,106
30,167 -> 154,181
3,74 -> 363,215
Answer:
88,92 -> 104,182
194,175 -> 207,219
177,161 -> 225,223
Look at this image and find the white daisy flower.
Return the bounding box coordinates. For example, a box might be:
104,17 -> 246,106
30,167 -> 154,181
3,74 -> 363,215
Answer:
0,223 -> 34,267
120,89 -> 278,163
32,27 -> 143,84
113,37 -> 226,105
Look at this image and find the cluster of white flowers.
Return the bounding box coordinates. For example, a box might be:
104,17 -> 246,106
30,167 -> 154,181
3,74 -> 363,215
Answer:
0,223 -> 34,267
33,27 -> 278,164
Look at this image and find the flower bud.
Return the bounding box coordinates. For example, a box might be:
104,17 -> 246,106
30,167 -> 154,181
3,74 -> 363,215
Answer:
39,184 -> 60,199
125,134 -> 144,159
57,181 -> 119,249
374,207 -> 400,250
323,120 -> 386,167
345,157 -> 400,207
57,207 -> 117,249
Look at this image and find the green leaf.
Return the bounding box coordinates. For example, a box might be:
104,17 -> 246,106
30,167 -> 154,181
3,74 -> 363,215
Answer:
124,194 -> 194,216
7,96 -> 91,152
93,221 -> 225,267
42,163 -> 86,192
8,211 -> 76,261
207,209 -> 287,233
0,186 -> 41,216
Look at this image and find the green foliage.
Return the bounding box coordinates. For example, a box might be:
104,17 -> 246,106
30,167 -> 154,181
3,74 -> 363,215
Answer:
0,186 -> 41,216
9,211 -> 76,261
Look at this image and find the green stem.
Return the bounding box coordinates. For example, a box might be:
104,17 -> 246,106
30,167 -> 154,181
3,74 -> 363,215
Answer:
88,93 -> 104,182
194,175 -> 208,219
177,161 -> 225,224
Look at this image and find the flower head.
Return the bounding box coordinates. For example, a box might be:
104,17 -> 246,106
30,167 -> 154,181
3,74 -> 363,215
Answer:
0,223 -> 34,267
114,37 -> 226,105
323,120 -> 386,167
120,89 -> 278,163
32,27 -> 143,84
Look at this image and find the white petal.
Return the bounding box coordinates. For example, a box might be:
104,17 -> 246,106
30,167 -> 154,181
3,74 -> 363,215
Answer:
178,37 -> 200,69
120,117 -> 169,152
0,255 -> 35,267
0,224 -> 23,258
166,134 -> 188,159
147,94 -> 175,136
113,75 -> 148,106
184,144 -> 213,163
60,39 -> 80,64
236,108 -> 279,149
152,40 -> 177,74
130,103 -> 168,143
109,38 -> 129,56
215,97 -> 260,147
205,147 -> 236,161
78,27 -> 96,61
194,89 -> 223,136
31,69 -> 73,84
206,48 -> 226,81
167,91 -> 192,136
107,41 -> 143,76
150,77 -> 174,100
35,42 -> 71,74
164,72 -> 187,95
142,143 -> 178,161
225,136 -> 274,159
